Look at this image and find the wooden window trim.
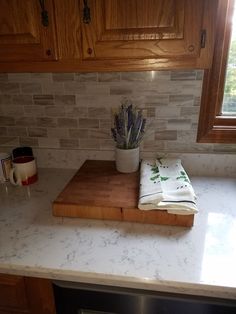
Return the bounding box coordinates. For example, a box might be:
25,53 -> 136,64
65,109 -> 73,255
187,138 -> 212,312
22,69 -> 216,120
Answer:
197,0 -> 236,143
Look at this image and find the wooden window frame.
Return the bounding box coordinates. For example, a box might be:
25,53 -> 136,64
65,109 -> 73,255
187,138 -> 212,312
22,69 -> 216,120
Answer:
197,0 -> 236,143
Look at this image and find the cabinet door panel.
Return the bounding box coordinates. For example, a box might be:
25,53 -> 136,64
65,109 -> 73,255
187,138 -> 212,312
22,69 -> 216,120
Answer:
0,0 -> 58,61
0,274 -> 28,310
81,0 -> 204,59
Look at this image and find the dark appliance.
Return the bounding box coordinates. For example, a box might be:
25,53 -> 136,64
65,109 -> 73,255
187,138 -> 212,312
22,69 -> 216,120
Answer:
53,281 -> 236,314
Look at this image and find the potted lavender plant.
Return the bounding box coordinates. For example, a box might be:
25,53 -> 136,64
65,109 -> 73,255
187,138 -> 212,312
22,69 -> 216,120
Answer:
111,100 -> 146,173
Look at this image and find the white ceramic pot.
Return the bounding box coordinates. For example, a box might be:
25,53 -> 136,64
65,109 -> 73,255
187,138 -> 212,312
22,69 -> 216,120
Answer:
115,147 -> 140,173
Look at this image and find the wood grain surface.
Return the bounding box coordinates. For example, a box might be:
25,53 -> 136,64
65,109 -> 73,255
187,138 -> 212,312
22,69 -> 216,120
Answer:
52,160 -> 194,227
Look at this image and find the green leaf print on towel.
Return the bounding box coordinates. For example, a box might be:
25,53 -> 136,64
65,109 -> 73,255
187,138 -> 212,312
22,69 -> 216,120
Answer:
160,176 -> 169,181
149,165 -> 170,183
176,170 -> 190,183
150,165 -> 160,183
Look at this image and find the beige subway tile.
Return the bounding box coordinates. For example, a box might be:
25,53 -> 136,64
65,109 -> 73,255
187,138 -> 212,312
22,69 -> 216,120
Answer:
24,105 -> 45,116
110,86 -> 132,95
148,119 -> 167,131
41,82 -> 65,94
165,141 -> 213,153
213,144 -> 236,153
0,116 -> 15,126
75,73 -> 97,82
45,105 -> 65,117
98,73 -> 120,82
145,95 -> 169,106
121,72 -> 152,82
0,127 -> 7,136
38,137 -> 59,148
21,83 -> 42,94
36,117 -> 57,127
75,95 -> 90,106
0,136 -> 19,146
0,83 -> 20,94
57,117 -> 78,128
167,119 -> 192,130
155,130 -> 177,140
191,123 -> 198,130
65,106 -> 88,118
155,106 -> 181,118
0,95 -> 12,105
151,71 -> 170,81
79,138 -> 100,149
180,106 -> 199,116
86,85 -> 110,95
177,130 -> 196,142
88,107 -> 111,119
100,139 -> 114,150
79,118 -> 99,129
33,94 -> 54,106
194,96 -> 201,106
31,73 -> 52,80
169,94 -> 194,106
15,116 -> 36,126
7,127 -> 27,137
145,107 -> 156,117
196,70 -> 204,81
2,105 -> 24,116
142,140 -> 165,151
59,138 -> 79,148
55,95 -> 76,106
19,137 -> 39,147
170,70 -> 197,81
64,82 -> 86,94
28,127 -> 47,137
8,73 -> 31,82
0,74 -> 8,82
99,119 -> 112,129
12,95 -> 32,106
172,82 -> 202,97
52,73 -> 74,81
88,129 -> 110,139
69,129 -> 88,138
48,128 -> 69,138
132,82 -> 163,96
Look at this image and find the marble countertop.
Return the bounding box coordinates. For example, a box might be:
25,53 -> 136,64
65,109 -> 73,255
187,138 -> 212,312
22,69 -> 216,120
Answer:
0,168 -> 236,300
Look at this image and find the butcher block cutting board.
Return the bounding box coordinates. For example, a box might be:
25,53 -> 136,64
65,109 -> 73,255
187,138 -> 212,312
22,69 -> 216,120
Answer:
52,160 -> 194,227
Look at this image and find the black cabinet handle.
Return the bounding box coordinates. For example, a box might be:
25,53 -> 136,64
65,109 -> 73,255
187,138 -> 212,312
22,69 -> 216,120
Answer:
39,0 -> 49,27
83,0 -> 91,24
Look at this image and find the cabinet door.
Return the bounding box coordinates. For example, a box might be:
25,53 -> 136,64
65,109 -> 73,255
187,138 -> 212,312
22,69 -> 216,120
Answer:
0,274 -> 56,314
0,274 -> 28,311
0,0 -> 58,61
80,0 -> 204,60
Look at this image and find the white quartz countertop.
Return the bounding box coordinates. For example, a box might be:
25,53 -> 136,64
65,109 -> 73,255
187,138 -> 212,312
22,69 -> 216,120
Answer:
0,168 -> 236,300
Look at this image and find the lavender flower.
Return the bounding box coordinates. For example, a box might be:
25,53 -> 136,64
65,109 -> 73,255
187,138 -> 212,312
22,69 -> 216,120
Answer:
111,100 -> 146,149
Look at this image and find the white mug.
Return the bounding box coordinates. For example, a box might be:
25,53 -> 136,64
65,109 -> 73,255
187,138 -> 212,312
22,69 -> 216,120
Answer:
0,153 -> 12,183
10,156 -> 38,186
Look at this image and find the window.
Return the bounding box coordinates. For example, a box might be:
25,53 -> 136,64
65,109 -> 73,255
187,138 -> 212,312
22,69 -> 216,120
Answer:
197,0 -> 236,143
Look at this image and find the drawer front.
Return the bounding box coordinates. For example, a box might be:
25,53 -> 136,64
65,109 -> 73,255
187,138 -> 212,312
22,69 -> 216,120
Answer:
0,274 -> 28,310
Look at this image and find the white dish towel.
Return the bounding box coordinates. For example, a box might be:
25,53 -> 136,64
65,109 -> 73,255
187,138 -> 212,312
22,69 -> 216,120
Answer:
138,158 -> 198,215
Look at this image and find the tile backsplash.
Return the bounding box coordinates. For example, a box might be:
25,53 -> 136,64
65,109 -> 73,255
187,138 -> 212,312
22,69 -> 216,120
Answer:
0,70 -> 236,156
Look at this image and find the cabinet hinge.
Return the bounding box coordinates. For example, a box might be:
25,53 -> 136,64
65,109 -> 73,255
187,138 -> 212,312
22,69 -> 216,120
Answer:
201,30 -> 206,48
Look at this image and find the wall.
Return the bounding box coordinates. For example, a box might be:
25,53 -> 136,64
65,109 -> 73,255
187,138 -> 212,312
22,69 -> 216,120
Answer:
0,71 -> 235,166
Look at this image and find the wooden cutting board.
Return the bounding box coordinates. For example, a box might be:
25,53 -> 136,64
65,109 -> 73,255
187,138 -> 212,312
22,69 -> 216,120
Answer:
52,160 -> 194,227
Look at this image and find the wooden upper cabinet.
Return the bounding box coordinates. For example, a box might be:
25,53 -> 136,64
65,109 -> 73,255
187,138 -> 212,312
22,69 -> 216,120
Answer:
80,0 -> 204,60
0,0 -> 58,62
0,0 -> 217,71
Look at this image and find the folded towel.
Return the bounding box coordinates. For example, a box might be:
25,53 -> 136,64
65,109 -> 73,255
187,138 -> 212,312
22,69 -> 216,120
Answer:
138,158 -> 198,215
138,159 -> 163,209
